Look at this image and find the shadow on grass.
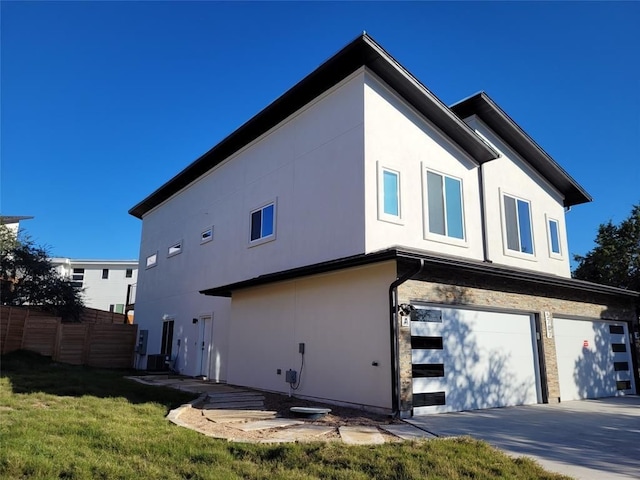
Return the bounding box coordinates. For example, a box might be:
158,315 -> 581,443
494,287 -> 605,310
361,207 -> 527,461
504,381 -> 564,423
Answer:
0,350 -> 195,408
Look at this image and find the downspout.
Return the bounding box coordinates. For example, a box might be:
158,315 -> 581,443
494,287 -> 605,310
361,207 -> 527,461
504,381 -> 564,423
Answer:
478,163 -> 490,263
388,258 -> 424,418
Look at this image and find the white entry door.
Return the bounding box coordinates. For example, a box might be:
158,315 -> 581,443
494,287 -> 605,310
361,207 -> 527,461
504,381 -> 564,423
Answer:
554,317 -> 635,401
197,315 -> 213,378
412,306 -> 542,415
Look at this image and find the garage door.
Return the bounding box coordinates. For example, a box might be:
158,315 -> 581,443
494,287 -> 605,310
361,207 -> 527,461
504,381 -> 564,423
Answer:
554,318 -> 635,401
411,306 -> 542,415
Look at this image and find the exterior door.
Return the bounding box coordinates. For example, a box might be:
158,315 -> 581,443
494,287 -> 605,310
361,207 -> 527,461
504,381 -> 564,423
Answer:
412,306 -> 541,415
197,315 -> 213,378
554,318 -> 635,401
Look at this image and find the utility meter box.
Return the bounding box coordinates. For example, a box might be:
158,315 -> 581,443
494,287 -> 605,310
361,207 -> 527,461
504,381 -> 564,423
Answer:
137,330 -> 148,355
285,369 -> 297,384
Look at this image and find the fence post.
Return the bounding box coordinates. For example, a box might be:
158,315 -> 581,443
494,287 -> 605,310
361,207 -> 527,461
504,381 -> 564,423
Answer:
52,321 -> 63,362
20,308 -> 31,350
1,307 -> 11,354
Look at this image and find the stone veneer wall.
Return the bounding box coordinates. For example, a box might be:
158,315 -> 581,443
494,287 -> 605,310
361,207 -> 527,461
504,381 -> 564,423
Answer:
397,278 -> 638,415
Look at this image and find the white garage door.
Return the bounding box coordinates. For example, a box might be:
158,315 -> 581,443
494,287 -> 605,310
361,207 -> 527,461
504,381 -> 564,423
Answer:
554,318 -> 635,401
411,306 -> 542,415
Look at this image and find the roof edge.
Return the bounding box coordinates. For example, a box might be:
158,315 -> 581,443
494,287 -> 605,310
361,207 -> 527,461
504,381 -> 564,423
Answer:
201,247 -> 639,299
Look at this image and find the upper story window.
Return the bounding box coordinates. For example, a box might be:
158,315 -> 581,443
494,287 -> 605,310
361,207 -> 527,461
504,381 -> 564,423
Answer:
201,226 -> 214,244
250,201 -> 276,245
168,241 -> 182,257
72,268 -> 84,281
377,165 -> 402,223
547,216 -> 562,256
125,268 -> 133,278
503,194 -> 534,254
425,170 -> 465,240
102,269 -> 109,279
146,252 -> 158,269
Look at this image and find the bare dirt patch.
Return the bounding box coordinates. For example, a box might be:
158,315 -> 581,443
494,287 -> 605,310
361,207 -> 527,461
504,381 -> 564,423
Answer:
177,390 -> 403,443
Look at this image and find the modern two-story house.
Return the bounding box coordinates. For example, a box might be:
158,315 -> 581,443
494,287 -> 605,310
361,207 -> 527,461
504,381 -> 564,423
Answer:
129,34 -> 638,417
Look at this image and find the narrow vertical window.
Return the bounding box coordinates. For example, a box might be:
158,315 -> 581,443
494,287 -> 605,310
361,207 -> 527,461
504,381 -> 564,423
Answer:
383,169 -> 400,217
125,268 -> 133,278
548,218 -> 561,255
503,194 -> 534,254
102,268 -> 109,279
426,171 -> 464,240
250,202 -> 276,243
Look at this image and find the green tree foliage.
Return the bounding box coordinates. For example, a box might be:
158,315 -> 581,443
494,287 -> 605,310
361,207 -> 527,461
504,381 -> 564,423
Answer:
0,225 -> 84,321
573,204 -> 640,292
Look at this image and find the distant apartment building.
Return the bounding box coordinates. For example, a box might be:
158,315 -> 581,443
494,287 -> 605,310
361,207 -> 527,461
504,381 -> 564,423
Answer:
52,258 -> 138,313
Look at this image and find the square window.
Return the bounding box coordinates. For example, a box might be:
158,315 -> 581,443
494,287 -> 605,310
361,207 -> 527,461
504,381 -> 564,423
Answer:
503,194 -> 534,254
201,226 -> 213,244
168,241 -> 182,257
102,269 -> 109,279
249,202 -> 276,244
125,268 -> 133,278
146,252 -> 158,268
425,170 -> 464,240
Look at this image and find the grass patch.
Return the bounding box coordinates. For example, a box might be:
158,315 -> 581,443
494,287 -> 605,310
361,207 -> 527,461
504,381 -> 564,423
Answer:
0,351 -> 571,479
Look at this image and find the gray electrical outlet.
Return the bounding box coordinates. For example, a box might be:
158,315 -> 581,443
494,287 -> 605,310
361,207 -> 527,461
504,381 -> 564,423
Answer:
285,369 -> 297,383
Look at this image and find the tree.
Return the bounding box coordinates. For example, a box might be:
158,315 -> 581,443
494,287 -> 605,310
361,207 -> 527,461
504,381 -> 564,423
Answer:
573,204 -> 640,292
0,225 -> 84,321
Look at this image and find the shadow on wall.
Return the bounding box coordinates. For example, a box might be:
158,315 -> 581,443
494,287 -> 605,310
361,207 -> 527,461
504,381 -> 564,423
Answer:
422,286 -> 533,411
571,310 -> 631,400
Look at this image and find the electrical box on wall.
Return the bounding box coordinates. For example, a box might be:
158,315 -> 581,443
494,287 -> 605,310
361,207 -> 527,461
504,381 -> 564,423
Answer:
285,369 -> 297,384
136,330 -> 148,354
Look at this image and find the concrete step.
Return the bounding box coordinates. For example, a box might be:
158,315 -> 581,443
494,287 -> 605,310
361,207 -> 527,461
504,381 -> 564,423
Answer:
339,426 -> 385,445
203,401 -> 265,410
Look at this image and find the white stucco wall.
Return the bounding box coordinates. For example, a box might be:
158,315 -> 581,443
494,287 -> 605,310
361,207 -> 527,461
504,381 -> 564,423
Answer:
363,72 -> 484,260
134,70 -> 368,376
226,261 -> 396,411
464,116 -> 571,277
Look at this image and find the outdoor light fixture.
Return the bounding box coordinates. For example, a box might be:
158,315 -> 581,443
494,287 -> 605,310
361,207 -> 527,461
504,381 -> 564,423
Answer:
192,318 -> 198,324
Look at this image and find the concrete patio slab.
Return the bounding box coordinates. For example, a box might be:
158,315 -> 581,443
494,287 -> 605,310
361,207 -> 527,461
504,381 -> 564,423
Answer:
406,397 -> 640,480
232,419 -> 304,432
259,425 -> 335,443
339,426 -> 385,445
380,423 -> 436,441
201,409 -> 277,423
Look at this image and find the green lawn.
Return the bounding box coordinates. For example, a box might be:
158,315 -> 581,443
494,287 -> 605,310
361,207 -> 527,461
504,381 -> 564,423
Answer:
0,351 -> 571,480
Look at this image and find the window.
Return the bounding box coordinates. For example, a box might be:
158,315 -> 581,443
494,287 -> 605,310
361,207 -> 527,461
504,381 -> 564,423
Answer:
201,226 -> 213,244
168,241 -> 182,257
125,268 -> 133,278
377,164 -> 402,223
547,217 -> 561,255
72,268 -> 84,281
102,269 -> 109,279
250,202 -> 276,244
425,170 -> 464,240
503,194 -> 534,254
146,252 -> 158,268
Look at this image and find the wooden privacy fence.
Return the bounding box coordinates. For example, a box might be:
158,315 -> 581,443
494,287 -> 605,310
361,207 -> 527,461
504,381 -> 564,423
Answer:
0,306 -> 137,368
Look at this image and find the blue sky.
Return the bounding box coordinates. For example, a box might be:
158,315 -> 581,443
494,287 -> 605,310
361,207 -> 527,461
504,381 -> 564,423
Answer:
2,2 -> 638,266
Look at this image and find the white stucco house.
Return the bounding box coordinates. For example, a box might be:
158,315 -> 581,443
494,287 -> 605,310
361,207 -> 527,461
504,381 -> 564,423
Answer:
0,215 -> 34,236
52,258 -> 138,314
129,34 -> 638,416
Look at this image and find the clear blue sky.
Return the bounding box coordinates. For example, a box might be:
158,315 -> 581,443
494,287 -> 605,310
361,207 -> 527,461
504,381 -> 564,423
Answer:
2,2 -> 638,266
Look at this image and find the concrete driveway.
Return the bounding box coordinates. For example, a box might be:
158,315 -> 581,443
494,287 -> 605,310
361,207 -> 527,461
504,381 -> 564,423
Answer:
406,397 -> 640,480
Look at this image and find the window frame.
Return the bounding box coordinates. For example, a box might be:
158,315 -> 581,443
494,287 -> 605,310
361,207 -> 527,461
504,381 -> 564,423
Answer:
167,240 -> 183,258
546,214 -> 563,258
248,199 -> 277,247
145,252 -> 158,269
200,226 -> 214,244
500,190 -> 536,259
422,166 -> 467,246
125,268 -> 133,278
102,268 -> 109,279
377,162 -> 403,225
